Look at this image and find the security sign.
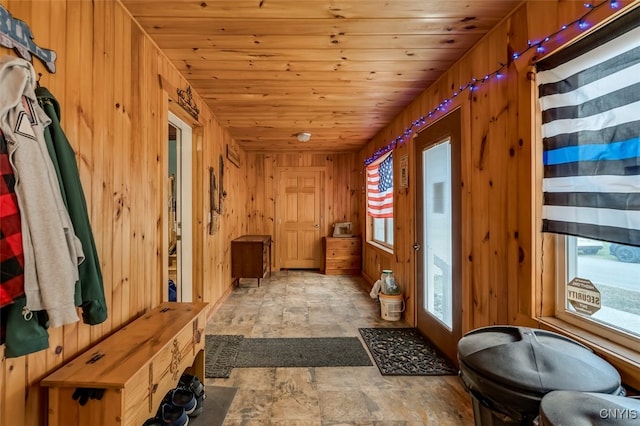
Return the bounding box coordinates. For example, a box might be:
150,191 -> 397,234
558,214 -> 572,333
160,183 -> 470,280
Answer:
567,277 -> 601,316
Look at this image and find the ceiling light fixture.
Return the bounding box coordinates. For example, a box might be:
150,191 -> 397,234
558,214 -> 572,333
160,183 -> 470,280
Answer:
296,132 -> 311,142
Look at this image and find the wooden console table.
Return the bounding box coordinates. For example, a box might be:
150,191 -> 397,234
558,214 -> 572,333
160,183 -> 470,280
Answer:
231,235 -> 272,286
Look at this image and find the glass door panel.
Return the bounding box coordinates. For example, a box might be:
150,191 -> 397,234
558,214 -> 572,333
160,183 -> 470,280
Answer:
422,141 -> 452,329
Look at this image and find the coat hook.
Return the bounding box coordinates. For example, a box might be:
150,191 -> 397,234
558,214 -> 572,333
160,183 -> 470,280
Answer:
36,72 -> 43,87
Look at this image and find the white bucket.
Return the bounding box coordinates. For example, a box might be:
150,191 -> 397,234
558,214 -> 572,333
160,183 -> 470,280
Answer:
379,293 -> 405,321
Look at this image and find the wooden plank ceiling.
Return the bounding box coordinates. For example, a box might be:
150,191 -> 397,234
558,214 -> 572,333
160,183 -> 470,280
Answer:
121,0 -> 521,152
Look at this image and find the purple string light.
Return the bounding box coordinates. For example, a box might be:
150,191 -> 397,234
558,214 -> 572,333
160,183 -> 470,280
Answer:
364,0 -> 621,166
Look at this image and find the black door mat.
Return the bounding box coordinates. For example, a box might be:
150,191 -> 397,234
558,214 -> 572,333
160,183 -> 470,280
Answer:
358,327 -> 458,376
205,335 -> 244,378
205,335 -> 372,377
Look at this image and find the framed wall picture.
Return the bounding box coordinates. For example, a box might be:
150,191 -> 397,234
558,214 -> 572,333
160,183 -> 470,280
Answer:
226,143 -> 240,168
399,153 -> 409,189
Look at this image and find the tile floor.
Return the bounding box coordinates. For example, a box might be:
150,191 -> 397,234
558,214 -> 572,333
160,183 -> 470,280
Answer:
204,270 -> 474,425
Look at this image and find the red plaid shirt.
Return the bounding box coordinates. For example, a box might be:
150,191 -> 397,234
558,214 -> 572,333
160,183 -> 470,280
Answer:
0,129 -> 25,307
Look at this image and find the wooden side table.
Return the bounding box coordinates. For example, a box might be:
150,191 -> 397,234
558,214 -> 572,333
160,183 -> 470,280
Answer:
231,235 -> 272,286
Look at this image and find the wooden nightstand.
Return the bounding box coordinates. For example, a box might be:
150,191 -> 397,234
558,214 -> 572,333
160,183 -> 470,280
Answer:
323,236 -> 361,275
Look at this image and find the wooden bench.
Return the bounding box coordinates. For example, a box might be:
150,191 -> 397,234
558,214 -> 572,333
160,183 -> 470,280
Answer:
41,302 -> 209,426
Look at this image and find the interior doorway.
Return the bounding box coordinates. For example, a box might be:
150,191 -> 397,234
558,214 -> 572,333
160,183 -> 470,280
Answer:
167,111 -> 193,302
414,109 -> 462,364
276,168 -> 324,269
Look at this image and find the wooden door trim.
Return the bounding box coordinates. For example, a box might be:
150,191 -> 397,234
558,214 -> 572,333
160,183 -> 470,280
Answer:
165,103 -> 204,304
274,166 -> 327,270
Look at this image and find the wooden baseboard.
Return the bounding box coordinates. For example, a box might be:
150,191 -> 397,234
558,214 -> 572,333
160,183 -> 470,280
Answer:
206,283 -> 235,322
361,270 -> 376,286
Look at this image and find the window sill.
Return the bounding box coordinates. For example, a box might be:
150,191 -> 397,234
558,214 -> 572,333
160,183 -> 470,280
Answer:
538,316 -> 640,391
367,240 -> 393,255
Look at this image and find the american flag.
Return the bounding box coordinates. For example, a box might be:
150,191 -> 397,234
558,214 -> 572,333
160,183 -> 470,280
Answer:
366,152 -> 393,218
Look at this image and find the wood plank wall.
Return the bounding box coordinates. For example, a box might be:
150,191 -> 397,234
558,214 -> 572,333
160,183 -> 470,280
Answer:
244,152 -> 361,270
1,1 -> 638,422
358,0 -> 639,386
0,1 -> 246,425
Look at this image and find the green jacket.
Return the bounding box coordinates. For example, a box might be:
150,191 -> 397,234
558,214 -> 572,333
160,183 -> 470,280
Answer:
3,297 -> 49,358
36,86 -> 108,325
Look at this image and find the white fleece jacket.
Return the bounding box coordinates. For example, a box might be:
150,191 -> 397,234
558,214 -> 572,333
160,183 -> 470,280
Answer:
0,56 -> 84,328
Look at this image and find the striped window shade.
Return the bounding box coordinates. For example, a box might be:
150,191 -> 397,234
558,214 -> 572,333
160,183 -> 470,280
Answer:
536,7 -> 640,247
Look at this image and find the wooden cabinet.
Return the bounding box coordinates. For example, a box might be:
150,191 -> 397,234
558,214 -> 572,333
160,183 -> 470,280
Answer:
231,235 -> 272,286
41,302 -> 208,426
323,236 -> 361,275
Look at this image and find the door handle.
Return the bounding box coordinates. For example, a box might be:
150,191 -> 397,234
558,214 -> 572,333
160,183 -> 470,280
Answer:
412,243 -> 421,251
314,224 -> 320,228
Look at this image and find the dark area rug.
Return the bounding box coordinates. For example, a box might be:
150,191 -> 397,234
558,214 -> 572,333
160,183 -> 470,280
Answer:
205,335 -> 244,378
235,337 -> 373,368
188,386 -> 237,426
358,327 -> 458,376
205,335 -> 372,377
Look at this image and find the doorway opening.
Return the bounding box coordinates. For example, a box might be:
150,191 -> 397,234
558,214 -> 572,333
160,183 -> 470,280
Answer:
167,111 -> 193,302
